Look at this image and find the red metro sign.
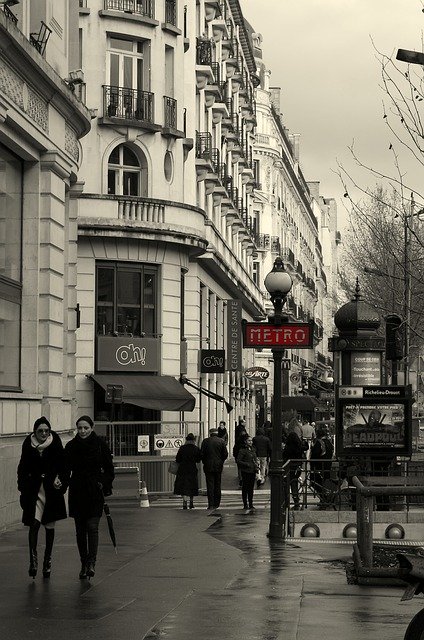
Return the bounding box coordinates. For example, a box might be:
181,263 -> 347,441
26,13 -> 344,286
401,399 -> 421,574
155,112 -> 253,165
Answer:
242,321 -> 314,349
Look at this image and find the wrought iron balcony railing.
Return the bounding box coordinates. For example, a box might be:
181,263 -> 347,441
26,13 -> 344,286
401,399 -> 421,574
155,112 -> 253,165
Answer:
163,96 -> 177,129
210,148 -> 220,173
104,0 -> 155,18
164,0 -> 177,25
195,131 -> 212,159
103,85 -> 154,123
256,234 -> 270,251
281,248 -> 295,269
271,236 -> 281,253
2,3 -> 18,24
196,37 -> 213,65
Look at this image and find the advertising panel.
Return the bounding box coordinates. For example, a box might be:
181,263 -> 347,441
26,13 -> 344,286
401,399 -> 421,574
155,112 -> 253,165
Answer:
350,352 -> 381,386
336,385 -> 412,456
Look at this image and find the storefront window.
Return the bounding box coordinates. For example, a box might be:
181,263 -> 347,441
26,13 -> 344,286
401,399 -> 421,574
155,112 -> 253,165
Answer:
96,262 -> 157,336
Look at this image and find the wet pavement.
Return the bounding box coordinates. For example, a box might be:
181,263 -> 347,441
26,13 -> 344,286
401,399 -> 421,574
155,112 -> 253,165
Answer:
1,464 -> 423,639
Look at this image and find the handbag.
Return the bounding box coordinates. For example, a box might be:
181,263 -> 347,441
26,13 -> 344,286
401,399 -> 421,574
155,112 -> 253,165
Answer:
168,460 -> 179,475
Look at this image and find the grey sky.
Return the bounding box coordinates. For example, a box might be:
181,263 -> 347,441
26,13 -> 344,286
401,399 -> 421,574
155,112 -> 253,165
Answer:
242,0 -> 422,227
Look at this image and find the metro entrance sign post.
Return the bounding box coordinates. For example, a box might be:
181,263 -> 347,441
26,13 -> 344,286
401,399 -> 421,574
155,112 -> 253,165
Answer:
242,257 -> 315,540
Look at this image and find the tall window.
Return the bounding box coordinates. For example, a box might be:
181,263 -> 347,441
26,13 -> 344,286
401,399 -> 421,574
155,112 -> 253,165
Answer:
108,36 -> 150,92
108,144 -> 142,196
0,144 -> 22,389
96,262 -> 158,336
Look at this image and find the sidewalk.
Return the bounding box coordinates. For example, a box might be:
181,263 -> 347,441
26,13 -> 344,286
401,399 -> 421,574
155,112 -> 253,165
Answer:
0,466 -> 421,639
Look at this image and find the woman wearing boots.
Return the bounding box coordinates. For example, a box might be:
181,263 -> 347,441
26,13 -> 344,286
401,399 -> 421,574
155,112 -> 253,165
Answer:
17,417 -> 67,579
173,433 -> 201,509
65,415 -> 114,579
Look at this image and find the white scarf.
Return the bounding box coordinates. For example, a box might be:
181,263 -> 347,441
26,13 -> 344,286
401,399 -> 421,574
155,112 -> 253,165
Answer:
30,433 -> 53,454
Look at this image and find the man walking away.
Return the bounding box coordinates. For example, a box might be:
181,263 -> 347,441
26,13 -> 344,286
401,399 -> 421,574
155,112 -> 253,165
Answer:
252,427 -> 272,487
200,428 -> 228,509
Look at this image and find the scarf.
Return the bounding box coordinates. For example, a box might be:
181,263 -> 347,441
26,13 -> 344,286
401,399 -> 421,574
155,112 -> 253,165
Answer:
30,433 -> 53,454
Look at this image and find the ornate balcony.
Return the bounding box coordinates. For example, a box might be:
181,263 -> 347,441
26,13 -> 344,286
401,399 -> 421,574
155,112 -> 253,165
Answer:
195,131 -> 214,180
101,86 -> 160,131
255,234 -> 270,252
281,247 -> 296,270
195,38 -> 214,89
103,0 -> 155,19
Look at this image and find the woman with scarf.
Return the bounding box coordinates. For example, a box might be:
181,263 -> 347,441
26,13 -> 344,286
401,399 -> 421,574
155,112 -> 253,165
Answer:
65,415 -> 114,579
17,417 -> 67,579
236,434 -> 259,512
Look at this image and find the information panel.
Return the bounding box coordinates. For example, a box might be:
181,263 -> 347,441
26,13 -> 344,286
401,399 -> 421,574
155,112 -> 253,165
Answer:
336,385 -> 412,456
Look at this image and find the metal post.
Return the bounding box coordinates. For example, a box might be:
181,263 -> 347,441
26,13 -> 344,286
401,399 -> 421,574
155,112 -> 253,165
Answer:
404,196 -> 413,386
356,491 -> 374,568
268,347 -> 284,539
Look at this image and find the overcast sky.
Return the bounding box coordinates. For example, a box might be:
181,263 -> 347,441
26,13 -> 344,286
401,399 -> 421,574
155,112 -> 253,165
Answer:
242,0 -> 423,229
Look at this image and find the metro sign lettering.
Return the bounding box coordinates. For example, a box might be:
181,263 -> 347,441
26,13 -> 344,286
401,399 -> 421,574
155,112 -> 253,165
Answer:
242,321 -> 314,349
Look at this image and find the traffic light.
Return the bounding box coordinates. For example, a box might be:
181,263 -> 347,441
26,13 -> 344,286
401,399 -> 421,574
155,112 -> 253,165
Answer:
385,314 -> 403,361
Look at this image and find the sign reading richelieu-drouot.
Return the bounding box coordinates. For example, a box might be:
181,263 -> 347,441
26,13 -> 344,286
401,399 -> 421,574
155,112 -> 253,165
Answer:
336,385 -> 412,456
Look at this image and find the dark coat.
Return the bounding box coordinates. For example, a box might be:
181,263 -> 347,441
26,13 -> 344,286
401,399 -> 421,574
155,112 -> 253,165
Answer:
237,446 -> 258,474
252,433 -> 272,458
65,432 -> 114,519
200,435 -> 228,473
17,431 -> 68,526
282,431 -> 304,462
173,442 -> 202,497
217,426 -> 228,445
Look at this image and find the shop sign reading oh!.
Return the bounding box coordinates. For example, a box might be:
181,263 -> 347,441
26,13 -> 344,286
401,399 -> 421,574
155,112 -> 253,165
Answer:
242,321 -> 314,349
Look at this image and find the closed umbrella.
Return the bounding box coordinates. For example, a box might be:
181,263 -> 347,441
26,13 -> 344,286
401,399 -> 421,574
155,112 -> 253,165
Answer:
103,501 -> 117,553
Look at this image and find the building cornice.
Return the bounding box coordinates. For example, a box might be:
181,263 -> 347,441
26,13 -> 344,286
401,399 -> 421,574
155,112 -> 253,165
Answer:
227,0 -> 257,74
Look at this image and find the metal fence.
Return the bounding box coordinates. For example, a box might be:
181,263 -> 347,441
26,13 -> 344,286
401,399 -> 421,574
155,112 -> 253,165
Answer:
284,457 -> 424,513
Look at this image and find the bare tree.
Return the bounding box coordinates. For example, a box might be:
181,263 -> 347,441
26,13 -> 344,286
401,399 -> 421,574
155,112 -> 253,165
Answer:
337,34 -> 424,352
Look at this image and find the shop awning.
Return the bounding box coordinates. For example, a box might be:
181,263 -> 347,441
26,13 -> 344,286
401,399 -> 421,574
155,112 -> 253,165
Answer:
91,374 -> 196,412
281,395 -> 319,412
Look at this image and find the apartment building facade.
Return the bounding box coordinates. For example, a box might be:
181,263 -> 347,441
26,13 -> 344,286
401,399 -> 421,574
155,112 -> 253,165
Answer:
73,0 -> 264,450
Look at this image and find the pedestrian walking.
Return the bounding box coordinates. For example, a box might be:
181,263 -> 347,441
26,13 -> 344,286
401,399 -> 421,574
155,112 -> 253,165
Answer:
310,426 -> 334,509
252,426 -> 271,487
200,428 -> 228,509
236,435 -> 258,512
232,425 -> 247,486
17,416 -> 68,579
64,415 -> 114,579
217,420 -> 228,445
282,418 -> 305,510
234,417 -> 246,441
173,433 -> 202,509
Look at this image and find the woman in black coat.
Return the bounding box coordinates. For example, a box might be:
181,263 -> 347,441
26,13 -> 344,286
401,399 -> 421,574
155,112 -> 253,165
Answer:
65,415 -> 114,579
236,435 -> 259,512
173,433 -> 201,509
17,416 -> 67,579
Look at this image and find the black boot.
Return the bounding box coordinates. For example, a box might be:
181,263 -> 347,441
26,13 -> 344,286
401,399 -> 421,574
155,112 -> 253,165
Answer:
79,562 -> 88,579
86,561 -> 95,578
43,528 -> 55,578
29,550 -> 38,578
28,521 -> 40,578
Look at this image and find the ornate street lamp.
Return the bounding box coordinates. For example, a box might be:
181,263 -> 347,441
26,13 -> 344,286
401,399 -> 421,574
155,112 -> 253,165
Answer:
264,257 -> 293,539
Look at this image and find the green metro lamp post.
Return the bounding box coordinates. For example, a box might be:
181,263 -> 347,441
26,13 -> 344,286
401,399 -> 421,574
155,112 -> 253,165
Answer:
264,257 -> 293,539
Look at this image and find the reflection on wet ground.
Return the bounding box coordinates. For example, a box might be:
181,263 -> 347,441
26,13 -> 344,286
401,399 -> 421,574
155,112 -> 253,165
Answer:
147,510 -> 418,640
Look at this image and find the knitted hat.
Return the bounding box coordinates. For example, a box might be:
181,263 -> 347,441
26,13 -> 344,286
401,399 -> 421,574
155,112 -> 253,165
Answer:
33,416 -> 51,432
